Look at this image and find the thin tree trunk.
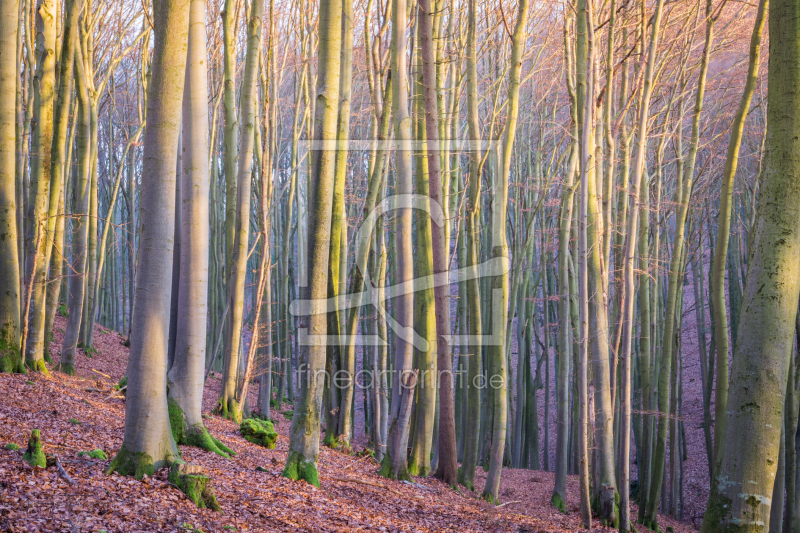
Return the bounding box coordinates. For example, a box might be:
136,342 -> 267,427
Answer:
58,44 -> 90,376
218,0 -> 265,422
281,0 -> 341,488
379,0 -> 415,482
23,0 -> 56,372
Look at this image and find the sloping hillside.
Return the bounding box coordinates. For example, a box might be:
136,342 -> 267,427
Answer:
0,317 -> 693,532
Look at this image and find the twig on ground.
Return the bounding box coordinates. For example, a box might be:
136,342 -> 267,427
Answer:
496,500 -> 521,508
102,386 -> 126,401
55,458 -> 76,485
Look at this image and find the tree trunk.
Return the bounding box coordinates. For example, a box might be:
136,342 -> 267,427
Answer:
23,0 -> 56,372
701,0 -> 800,526
58,43 -> 91,376
218,0 -> 265,422
0,0 -> 21,372
710,0 -> 767,470
481,0 -> 527,504
379,0 -> 415,482
106,0 -> 190,478
166,0 -> 232,458
281,0 -> 341,489
457,0 -> 483,493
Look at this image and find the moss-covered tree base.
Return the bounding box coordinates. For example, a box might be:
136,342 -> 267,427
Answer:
407,461 -> 430,478
25,358 -> 50,376
642,519 -> 661,532
23,429 -> 46,467
377,451 -> 411,482
105,445 -> 158,479
214,397 -> 241,423
0,337 -> 24,374
282,451 -> 320,487
551,491 -> 566,513
169,462 -> 221,512
481,491 -> 497,504
168,399 -> 235,457
239,418 -> 277,449
457,467 -> 475,492
57,362 -> 76,376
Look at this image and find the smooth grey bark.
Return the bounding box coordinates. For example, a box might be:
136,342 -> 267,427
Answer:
166,0 -> 232,459
106,0 -> 190,478
380,0 -> 416,482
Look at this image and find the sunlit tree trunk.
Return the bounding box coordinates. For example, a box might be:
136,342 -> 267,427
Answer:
408,28 -> 437,476
0,0 -> 21,372
710,0 -> 767,470
105,0 -> 190,478
379,0 -> 416,482
481,0 -> 527,504
617,0 -> 665,527
58,42 -> 90,376
418,0 -> 457,486
553,13 -> 578,509
166,0 -> 233,458
218,0 -> 265,422
332,0 -> 357,448
282,0 -> 341,488
700,0 -> 800,528
646,1 -> 717,526
576,1 -> 593,521
24,0 -> 56,372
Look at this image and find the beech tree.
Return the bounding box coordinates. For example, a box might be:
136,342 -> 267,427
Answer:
702,0 -> 800,529
282,0 -> 341,487
0,0 -> 20,373
106,0 -> 190,478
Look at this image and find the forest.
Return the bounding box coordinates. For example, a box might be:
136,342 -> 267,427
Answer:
0,0 -> 798,530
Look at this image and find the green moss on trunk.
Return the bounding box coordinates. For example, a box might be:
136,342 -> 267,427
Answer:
0,337 -> 24,374
215,397 -> 240,423
26,358 -> 50,376
551,491 -> 566,513
23,430 -> 46,467
57,361 -> 75,375
169,463 -> 221,511
377,450 -> 411,481
282,451 -> 320,487
169,399 -> 235,457
457,466 -> 475,492
105,444 -> 157,479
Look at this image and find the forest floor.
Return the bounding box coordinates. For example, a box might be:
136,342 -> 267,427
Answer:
0,316 -> 696,532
